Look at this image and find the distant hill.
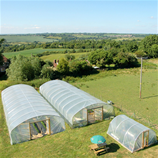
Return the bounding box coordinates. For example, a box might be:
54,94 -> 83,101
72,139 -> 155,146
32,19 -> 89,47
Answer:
0,33 -> 150,43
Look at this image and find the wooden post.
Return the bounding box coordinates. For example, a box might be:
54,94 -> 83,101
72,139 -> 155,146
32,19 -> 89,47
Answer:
140,57 -> 143,98
102,106 -> 103,121
87,109 -> 88,125
29,123 -> 31,140
146,131 -> 149,147
142,132 -> 144,148
48,119 -> 51,135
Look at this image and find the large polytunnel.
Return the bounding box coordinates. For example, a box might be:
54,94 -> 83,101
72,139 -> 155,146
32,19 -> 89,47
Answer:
40,80 -> 114,128
107,115 -> 157,153
1,84 -> 65,145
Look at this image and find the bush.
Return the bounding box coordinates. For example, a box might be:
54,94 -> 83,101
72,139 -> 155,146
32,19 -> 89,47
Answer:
114,52 -> 138,68
6,55 -> 42,81
65,53 -> 75,61
69,60 -> 92,76
57,58 -> 69,75
41,64 -> 55,79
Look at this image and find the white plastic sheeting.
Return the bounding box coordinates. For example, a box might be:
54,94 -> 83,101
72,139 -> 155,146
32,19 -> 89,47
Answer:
1,84 -> 65,145
40,80 -> 114,127
107,115 -> 157,153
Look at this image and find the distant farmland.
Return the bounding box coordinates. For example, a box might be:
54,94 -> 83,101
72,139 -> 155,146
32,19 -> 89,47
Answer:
41,52 -> 87,62
2,48 -> 66,58
2,48 -> 85,60
0,35 -> 58,43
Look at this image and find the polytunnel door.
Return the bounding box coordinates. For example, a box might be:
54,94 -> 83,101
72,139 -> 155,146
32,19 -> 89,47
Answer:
87,106 -> 103,124
142,130 -> 149,148
29,119 -> 51,140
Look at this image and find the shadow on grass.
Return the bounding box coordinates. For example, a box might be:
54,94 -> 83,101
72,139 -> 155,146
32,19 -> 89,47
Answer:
106,143 -> 120,153
97,143 -> 120,156
137,142 -> 158,153
143,95 -> 158,99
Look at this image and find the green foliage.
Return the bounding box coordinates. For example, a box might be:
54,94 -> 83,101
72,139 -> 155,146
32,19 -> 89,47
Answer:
6,55 -> 42,81
41,121 -> 46,129
150,44 -> 158,58
0,38 -> 5,65
141,35 -> 158,58
31,57 -> 42,78
41,64 -> 54,79
109,40 -> 120,48
78,53 -> 89,60
33,123 -> 40,133
57,58 -> 69,75
0,38 -> 5,47
135,50 -> 147,57
127,41 -> 138,52
88,51 -> 100,65
69,60 -> 92,76
88,49 -> 117,67
65,53 -> 75,61
64,49 -> 68,54
114,52 -> 138,68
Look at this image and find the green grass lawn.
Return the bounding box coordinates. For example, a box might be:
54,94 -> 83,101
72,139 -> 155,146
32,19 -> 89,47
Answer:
2,48 -> 81,59
1,114 -> 158,158
0,62 -> 158,157
73,69 -> 158,126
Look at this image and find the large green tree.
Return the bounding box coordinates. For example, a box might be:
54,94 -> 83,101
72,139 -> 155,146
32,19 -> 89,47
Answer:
141,35 -> 158,57
0,38 -> 5,65
69,60 -> 92,76
41,64 -> 55,79
113,52 -> 138,68
6,55 -> 42,81
57,58 -> 69,75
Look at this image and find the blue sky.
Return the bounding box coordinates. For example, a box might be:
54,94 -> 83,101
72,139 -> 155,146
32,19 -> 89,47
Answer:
0,0 -> 157,34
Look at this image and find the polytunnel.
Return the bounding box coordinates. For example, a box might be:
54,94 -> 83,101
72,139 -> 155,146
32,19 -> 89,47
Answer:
39,80 -> 114,128
1,84 -> 65,145
107,115 -> 157,153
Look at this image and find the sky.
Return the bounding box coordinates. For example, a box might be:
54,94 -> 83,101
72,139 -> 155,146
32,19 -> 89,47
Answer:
0,0 -> 157,34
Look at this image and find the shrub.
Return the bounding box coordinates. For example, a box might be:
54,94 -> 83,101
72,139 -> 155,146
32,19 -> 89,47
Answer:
69,60 -> 92,76
57,58 -> 69,75
6,55 -> 42,81
114,52 -> 138,68
41,64 -> 54,79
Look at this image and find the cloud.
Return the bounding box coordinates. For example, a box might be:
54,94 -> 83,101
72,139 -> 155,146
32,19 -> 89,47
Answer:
151,16 -> 154,19
137,20 -> 140,22
24,26 -> 40,29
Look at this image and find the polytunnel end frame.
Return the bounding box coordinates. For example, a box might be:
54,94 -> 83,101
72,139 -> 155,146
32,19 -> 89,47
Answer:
107,128 -> 157,153
107,133 -> 134,153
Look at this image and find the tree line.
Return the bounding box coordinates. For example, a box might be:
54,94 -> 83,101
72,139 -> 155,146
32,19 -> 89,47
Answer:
1,35 -> 158,59
6,55 -> 93,81
0,35 -> 158,81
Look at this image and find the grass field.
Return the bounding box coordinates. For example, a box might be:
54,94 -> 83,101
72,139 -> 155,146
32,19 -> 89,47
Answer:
2,48 -> 81,59
41,52 -> 88,62
0,60 -> 158,157
46,36 -> 62,39
73,69 -> 158,127
0,35 -> 58,43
